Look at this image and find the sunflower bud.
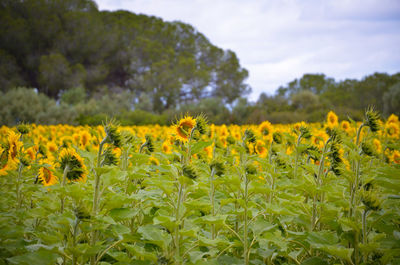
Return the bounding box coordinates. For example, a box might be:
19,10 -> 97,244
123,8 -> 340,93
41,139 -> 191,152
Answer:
59,148 -> 87,182
361,141 -> 375,156
183,164 -> 198,180
74,205 -> 91,221
38,144 -> 47,157
145,135 -> 154,153
102,147 -> 118,166
227,135 -> 236,145
275,157 -> 287,169
365,107 -> 380,133
210,159 -> 225,176
195,114 -> 208,135
17,124 -> 30,135
20,157 -> 30,167
244,129 -> 256,143
245,163 -> 257,175
104,120 -> 122,148
361,189 -> 381,212
300,126 -> 311,139
272,132 -> 282,144
329,139 -> 342,176
305,145 -> 320,161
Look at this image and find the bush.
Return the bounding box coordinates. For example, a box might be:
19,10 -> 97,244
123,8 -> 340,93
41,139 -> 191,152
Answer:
0,87 -> 76,125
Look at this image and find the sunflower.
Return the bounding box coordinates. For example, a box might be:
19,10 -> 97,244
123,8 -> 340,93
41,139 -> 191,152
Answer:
393,150 -> 400,164
255,140 -> 267,157
47,141 -> 58,153
162,141 -> 172,154
219,125 -> 229,138
175,116 -> 196,142
341,121 -> 350,132
79,130 -> 91,147
59,148 -> 87,182
149,156 -> 160,166
38,164 -> 58,186
387,114 -> 399,125
373,138 -> 382,154
0,146 -> 16,176
327,111 -> 339,128
259,121 -> 273,137
7,130 -> 22,164
385,122 -> 399,138
26,146 -> 36,160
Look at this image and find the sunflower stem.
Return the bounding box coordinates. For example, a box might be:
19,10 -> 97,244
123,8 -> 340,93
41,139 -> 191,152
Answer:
209,168 -> 216,239
312,137 -> 331,231
294,133 -> 302,179
91,137 -> 107,265
243,171 -> 250,265
15,163 -> 23,209
362,209 -> 369,263
60,164 -> 70,213
72,218 -> 80,265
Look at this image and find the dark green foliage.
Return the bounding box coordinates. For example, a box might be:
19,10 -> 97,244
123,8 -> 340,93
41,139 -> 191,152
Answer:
0,0 -> 249,112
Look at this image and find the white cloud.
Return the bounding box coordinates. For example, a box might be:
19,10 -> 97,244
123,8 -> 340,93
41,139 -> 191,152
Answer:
95,0 -> 400,100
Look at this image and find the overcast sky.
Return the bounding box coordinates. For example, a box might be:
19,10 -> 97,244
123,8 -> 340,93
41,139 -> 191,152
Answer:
96,0 -> 400,100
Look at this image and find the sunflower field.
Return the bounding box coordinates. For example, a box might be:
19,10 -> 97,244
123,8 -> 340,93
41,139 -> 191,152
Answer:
1,110 -> 400,265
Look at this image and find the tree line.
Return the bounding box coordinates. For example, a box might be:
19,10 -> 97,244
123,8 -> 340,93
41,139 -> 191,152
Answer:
1,0 -> 399,125
0,0 -> 250,113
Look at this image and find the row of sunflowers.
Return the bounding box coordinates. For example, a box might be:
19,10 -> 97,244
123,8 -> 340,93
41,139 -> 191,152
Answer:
0,110 -> 399,265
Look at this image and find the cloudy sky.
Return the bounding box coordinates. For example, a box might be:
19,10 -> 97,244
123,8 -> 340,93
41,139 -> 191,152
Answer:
96,0 -> 400,100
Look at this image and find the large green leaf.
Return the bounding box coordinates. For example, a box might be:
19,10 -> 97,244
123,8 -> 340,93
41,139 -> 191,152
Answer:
137,225 -> 172,249
250,218 -> 276,236
109,208 -> 137,221
300,257 -> 328,265
7,250 -> 58,265
191,141 -> 212,155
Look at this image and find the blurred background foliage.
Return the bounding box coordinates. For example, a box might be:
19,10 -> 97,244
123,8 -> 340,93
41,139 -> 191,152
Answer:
0,0 -> 399,125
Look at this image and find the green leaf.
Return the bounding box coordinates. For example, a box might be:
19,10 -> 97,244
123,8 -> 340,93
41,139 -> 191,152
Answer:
110,224 -> 131,235
319,245 -> 353,262
7,250 -> 58,265
138,225 -> 172,249
191,141 -> 212,155
307,231 -> 338,246
109,208 -> 137,221
300,257 -> 328,265
123,243 -> 157,262
250,218 -> 276,236
196,214 -> 227,225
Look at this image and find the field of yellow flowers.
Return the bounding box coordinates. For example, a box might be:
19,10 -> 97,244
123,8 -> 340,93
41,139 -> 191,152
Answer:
0,110 -> 400,265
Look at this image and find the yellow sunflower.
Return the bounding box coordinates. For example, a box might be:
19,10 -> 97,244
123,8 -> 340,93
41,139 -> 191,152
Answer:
175,116 -> 196,142
385,122 -> 399,138
259,121 -> 273,137
0,146 -> 16,176
393,150 -> 400,164
7,130 -> 22,164
46,141 -> 58,153
162,141 -> 172,154
387,114 -> 399,124
373,138 -> 382,154
255,140 -> 267,157
38,164 -> 58,186
327,111 -> 339,128
341,121 -> 350,132
149,156 -> 160,166
79,130 -> 91,148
